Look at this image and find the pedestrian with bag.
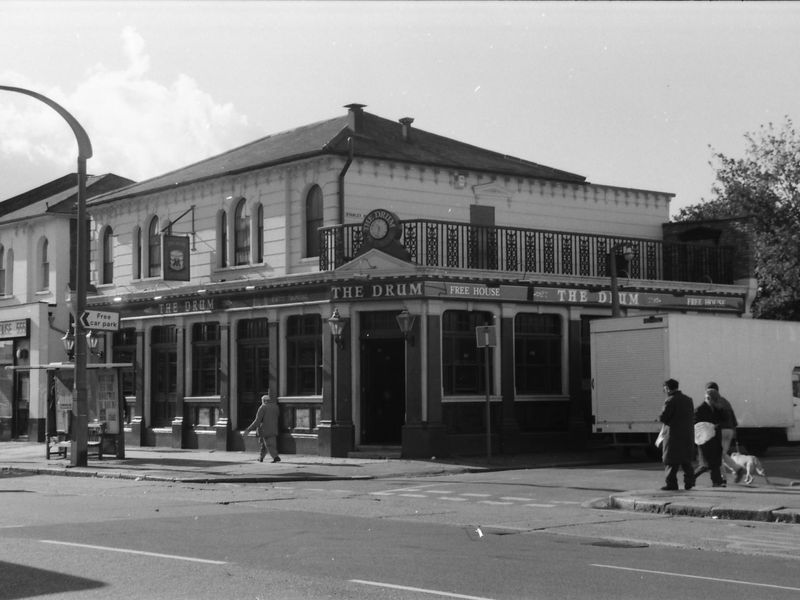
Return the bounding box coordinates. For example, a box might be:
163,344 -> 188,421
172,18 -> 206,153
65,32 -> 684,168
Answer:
658,378 -> 695,491
241,394 -> 281,463
694,389 -> 724,487
706,382 -> 746,484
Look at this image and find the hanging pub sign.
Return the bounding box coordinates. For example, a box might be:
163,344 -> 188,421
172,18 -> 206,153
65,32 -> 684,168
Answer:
163,234 -> 190,281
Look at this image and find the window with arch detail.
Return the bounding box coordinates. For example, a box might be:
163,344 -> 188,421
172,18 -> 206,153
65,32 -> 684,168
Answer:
0,245 -> 5,296
40,238 -> 50,290
102,227 -> 114,284
234,198 -> 250,265
305,185 -> 323,258
148,217 -> 161,278
219,210 -> 228,267
4,249 -> 12,296
255,203 -> 264,263
133,226 -> 142,279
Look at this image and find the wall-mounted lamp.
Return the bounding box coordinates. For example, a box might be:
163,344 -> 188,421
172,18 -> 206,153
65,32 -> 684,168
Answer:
86,330 -> 104,360
609,243 -> 635,318
328,308 -> 348,348
395,309 -> 416,346
61,322 -> 75,361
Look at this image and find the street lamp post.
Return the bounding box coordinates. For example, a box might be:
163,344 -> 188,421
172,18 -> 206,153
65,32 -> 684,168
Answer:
0,86 -> 93,466
609,244 -> 634,318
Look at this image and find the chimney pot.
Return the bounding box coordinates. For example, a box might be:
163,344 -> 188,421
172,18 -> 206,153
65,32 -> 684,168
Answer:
345,103 -> 367,132
399,117 -> 414,141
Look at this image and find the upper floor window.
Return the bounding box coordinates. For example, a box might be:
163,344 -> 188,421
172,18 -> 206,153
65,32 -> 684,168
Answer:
3,249 -> 12,296
234,198 -> 250,266
0,245 -> 5,296
40,238 -> 50,290
305,185 -> 323,258
514,314 -> 562,394
133,226 -> 142,279
255,203 -> 264,263
147,217 -> 161,278
218,210 -> 228,268
102,227 -> 114,284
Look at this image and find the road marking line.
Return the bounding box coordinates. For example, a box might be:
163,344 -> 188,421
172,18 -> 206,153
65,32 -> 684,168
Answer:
590,564 -> 800,592
500,496 -> 531,502
350,579 -> 496,599
41,540 -> 227,565
424,490 -> 453,494
399,493 -> 427,498
478,500 -> 514,506
441,497 -> 468,502
524,503 -> 555,508
460,493 -> 491,497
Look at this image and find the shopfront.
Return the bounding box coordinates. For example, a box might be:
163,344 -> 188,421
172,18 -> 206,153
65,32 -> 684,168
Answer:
103,261 -> 746,457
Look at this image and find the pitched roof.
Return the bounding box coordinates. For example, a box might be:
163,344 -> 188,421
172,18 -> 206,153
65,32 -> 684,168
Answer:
0,173 -> 135,220
90,105 -> 586,204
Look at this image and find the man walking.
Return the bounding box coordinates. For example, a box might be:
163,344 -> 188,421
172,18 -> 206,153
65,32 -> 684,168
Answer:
658,378 -> 695,491
242,394 -> 281,463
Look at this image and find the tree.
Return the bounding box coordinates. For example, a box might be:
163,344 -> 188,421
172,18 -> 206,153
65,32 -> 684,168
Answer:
674,117 -> 800,320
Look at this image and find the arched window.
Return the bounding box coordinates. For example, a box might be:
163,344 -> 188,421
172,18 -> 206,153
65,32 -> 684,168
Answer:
5,249 -> 12,296
255,203 -> 264,263
133,226 -> 142,279
0,245 -> 6,295
148,217 -> 161,278
234,198 -> 250,265
40,238 -> 50,290
102,227 -> 114,284
219,210 -> 228,267
305,185 -> 323,258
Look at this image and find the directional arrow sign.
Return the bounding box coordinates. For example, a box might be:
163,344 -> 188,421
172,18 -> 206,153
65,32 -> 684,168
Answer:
80,310 -> 120,331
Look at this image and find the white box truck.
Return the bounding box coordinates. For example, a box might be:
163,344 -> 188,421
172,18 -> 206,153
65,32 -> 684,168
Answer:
591,314 -> 800,454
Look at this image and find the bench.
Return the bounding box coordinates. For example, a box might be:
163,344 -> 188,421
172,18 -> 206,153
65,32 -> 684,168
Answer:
46,422 -> 106,460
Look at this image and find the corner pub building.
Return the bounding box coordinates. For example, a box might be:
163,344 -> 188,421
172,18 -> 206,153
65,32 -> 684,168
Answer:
84,103 -> 753,458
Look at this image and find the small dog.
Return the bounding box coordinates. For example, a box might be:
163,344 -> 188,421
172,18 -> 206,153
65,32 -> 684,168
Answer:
728,452 -> 770,485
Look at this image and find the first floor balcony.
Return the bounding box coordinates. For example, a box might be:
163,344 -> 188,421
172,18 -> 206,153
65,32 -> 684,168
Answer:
320,220 -> 735,284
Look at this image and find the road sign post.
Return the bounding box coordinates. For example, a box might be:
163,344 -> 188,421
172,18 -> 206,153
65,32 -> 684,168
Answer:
475,326 -> 497,461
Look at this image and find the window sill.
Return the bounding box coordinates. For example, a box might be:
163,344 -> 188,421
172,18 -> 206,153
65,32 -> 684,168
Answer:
441,395 -> 502,404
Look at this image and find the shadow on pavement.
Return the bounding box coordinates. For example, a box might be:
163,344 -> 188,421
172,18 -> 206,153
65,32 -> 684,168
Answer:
0,561 -> 105,598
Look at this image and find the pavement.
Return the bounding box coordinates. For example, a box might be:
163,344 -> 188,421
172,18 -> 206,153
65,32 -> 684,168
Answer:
2,441 -> 800,525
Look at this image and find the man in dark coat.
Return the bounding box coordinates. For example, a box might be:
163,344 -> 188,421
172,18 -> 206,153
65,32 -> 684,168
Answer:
658,378 -> 695,491
694,389 -> 725,486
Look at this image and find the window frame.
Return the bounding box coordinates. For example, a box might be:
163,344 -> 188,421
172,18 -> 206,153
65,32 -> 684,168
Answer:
191,322 -> 221,396
514,313 -> 563,395
442,310 -> 493,395
286,314 -> 323,396
305,186 -> 323,258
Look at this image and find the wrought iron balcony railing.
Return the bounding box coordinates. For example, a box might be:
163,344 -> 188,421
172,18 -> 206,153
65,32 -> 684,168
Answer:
319,220 -> 735,284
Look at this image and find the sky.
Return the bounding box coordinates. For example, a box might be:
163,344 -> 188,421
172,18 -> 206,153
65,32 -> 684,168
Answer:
1,1 -> 799,218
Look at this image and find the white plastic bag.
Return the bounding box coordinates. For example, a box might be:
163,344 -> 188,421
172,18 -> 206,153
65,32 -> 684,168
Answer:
694,421 -> 715,445
655,425 -> 666,448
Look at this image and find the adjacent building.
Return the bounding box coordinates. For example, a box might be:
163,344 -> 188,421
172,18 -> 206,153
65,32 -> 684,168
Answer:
0,173 -> 134,441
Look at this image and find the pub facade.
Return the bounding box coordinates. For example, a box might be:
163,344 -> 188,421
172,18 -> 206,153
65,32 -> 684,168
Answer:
84,104 -> 753,457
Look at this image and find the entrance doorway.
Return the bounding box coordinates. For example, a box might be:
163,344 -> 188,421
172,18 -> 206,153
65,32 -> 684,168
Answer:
360,312 -> 406,445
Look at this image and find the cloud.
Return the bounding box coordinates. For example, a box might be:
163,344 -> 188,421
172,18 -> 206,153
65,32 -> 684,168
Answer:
0,27 -> 251,189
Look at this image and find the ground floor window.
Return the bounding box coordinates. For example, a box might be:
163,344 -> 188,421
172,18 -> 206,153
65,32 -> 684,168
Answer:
191,322 -> 220,396
514,313 -> 562,394
442,310 -> 493,395
286,314 -> 322,396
